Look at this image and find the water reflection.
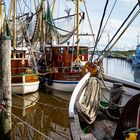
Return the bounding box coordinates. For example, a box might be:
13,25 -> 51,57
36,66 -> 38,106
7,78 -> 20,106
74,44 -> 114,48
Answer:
12,92 -> 39,116
11,90 -> 71,140
103,58 -> 140,84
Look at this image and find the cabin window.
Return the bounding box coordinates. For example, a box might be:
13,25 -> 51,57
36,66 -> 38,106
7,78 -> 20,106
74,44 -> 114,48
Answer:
68,47 -> 76,54
73,48 -> 76,54
59,48 -> 64,54
136,47 -> 140,53
68,47 -> 72,54
16,52 -> 21,58
80,49 -> 86,54
136,56 -> 140,59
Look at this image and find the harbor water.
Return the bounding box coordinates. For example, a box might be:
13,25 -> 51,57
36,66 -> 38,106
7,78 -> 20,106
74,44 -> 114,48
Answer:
103,58 -> 140,84
8,58 -> 140,140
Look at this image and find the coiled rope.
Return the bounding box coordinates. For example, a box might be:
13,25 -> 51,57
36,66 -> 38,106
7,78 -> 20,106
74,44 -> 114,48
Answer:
76,77 -> 101,124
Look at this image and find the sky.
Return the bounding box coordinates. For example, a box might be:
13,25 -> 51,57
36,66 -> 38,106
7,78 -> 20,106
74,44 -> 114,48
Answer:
83,0 -> 140,51
4,0 -> 140,50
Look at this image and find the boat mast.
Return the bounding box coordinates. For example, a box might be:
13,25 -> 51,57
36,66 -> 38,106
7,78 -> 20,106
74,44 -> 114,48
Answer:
52,0 -> 56,15
13,0 -> 16,58
76,0 -> 80,60
0,0 -> 2,35
41,0 -> 45,46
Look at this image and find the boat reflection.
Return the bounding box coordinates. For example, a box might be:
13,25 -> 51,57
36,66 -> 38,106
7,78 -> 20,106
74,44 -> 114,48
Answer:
12,92 -> 39,116
11,90 -> 71,140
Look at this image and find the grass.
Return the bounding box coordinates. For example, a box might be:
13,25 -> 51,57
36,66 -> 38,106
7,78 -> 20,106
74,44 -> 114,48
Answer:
107,50 -> 135,59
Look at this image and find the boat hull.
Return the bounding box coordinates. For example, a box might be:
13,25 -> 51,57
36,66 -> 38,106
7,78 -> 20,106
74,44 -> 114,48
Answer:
12,81 -> 39,94
68,72 -> 140,140
45,78 -> 78,92
101,74 -> 140,106
44,72 -> 82,92
12,74 -> 39,94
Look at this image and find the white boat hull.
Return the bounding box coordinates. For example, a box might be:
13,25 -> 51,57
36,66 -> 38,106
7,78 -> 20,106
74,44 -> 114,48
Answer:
45,78 -> 78,92
12,81 -> 39,94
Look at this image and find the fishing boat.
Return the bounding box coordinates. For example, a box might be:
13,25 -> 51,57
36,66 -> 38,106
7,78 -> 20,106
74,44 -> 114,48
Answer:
132,44 -> 140,66
4,0 -> 40,94
38,0 -> 91,92
11,47 -> 39,94
69,72 -> 140,140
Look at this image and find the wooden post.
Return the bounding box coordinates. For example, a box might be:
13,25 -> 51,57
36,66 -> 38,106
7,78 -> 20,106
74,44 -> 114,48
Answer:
0,38 -> 11,134
106,83 -> 124,120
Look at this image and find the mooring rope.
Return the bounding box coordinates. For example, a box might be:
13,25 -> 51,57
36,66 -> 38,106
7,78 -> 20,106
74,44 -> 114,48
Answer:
100,78 -> 124,108
1,106 -> 53,140
97,68 -> 124,107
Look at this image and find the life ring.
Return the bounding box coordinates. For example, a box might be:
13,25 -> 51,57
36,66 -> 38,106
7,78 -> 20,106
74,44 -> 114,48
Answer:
57,54 -> 63,63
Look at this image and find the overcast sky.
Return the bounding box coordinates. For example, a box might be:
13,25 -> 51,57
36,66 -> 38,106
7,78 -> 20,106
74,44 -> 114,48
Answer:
5,0 -> 140,50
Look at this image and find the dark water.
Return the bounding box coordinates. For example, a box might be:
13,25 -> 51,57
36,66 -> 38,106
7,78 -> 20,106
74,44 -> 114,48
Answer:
11,90 -> 71,140
7,58 -> 140,140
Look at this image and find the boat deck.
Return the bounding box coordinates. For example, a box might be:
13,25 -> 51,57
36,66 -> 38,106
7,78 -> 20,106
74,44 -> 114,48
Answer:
83,110 -> 117,140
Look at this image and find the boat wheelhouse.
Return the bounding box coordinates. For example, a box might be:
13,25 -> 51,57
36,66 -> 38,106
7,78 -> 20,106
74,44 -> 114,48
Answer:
39,44 -> 89,92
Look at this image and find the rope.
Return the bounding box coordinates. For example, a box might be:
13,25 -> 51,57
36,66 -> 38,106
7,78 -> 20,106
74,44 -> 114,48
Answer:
24,28 -> 38,73
1,106 -> 53,140
97,2 -> 139,60
23,0 -> 32,13
98,0 -> 118,42
83,1 -> 95,47
98,70 -> 124,107
89,0 -> 109,63
100,77 -> 124,108
76,77 -> 101,124
100,8 -> 140,60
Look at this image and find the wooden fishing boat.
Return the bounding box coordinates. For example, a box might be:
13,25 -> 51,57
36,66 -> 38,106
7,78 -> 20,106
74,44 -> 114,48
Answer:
39,44 -> 88,92
68,72 -> 140,140
11,47 -> 39,94
5,0 -> 40,94
38,0 -> 90,92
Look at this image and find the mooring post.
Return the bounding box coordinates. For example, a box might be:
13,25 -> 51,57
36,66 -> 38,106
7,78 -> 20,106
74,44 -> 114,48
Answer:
0,38 -> 11,134
106,83 -> 124,120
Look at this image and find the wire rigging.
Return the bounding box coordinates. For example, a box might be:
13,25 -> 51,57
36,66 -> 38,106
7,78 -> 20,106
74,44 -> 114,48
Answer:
97,2 -> 140,61
100,8 -> 140,60
23,0 -> 32,13
98,0 -> 118,42
89,0 -> 109,63
83,1 -> 95,48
